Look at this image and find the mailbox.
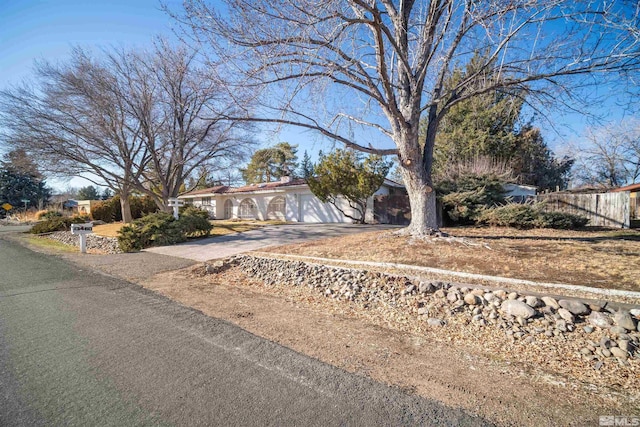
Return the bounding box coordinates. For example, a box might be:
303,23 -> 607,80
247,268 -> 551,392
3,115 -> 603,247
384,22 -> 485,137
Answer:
71,223 -> 93,235
167,198 -> 185,207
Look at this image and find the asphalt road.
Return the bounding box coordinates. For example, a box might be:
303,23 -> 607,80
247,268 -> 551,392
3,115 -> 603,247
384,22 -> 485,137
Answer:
0,232 -> 489,426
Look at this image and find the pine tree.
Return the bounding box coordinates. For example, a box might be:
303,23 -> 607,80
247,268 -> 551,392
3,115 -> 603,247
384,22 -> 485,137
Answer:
429,52 -> 572,191
0,150 -> 51,214
241,142 -> 299,184
299,150 -> 314,179
77,186 -> 101,200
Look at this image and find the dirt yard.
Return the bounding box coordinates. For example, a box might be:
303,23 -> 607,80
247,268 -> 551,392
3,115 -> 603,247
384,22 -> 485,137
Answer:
141,264 -> 639,427
262,227 -> 640,292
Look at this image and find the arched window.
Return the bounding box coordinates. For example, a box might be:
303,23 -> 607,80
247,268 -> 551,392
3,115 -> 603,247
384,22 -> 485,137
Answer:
238,198 -> 257,219
224,199 -> 233,219
267,196 -> 286,220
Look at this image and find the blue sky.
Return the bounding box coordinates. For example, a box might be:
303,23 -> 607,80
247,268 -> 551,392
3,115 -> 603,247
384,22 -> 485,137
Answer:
0,1 -> 635,191
0,0 -> 332,191
0,0 -> 173,190
0,0 -> 326,190
1,0 -> 173,85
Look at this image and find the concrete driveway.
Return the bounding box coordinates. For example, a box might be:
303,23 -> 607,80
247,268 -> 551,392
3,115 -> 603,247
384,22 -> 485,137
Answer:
144,223 -> 393,262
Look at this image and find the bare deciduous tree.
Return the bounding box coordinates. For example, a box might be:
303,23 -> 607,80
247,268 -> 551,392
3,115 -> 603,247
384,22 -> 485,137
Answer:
106,43 -> 254,211
0,43 -> 253,221
0,49 -> 148,222
573,120 -> 640,188
175,0 -> 640,236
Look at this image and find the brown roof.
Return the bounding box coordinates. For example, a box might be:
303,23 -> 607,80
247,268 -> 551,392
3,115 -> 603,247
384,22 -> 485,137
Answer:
226,178 -> 307,194
180,178 -> 308,197
610,182 -> 640,193
181,185 -> 228,197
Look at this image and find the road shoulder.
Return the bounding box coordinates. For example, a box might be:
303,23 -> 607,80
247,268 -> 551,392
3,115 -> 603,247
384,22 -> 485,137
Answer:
139,264 -> 637,427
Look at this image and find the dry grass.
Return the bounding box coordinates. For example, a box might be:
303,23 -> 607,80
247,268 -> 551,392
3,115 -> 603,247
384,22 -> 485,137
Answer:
92,222 -> 125,237
93,219 -> 288,238
209,219 -> 287,237
263,226 -> 640,292
24,235 -> 78,252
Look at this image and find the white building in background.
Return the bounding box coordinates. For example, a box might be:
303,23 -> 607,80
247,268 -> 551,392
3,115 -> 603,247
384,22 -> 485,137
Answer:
503,183 -> 537,202
178,177 -> 405,223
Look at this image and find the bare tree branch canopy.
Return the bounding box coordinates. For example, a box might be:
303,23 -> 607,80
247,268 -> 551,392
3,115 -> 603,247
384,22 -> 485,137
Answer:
175,0 -> 640,236
573,120 -> 640,188
0,43 -> 254,221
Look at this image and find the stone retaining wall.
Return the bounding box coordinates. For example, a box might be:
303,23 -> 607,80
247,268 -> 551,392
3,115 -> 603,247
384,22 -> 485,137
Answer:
230,254 -> 640,365
45,231 -> 122,254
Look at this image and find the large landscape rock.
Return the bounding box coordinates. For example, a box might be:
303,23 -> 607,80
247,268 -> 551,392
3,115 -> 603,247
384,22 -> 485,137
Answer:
558,308 -> 575,323
613,311 -> 637,331
525,296 -> 542,308
500,300 -> 536,319
558,299 -> 590,315
541,296 -> 560,309
463,293 -> 481,305
588,312 -> 613,329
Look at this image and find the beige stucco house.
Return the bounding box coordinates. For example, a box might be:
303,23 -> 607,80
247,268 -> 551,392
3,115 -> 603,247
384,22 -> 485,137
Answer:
179,177 -> 405,223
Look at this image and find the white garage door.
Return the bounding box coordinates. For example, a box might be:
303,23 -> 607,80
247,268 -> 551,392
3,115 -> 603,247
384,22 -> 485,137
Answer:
300,194 -> 348,223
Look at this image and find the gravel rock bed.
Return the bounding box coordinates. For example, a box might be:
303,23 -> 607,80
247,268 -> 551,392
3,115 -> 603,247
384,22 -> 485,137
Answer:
44,231 -> 122,254
227,254 -> 640,394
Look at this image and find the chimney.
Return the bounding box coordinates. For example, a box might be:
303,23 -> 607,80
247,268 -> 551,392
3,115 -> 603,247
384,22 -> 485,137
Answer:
280,175 -> 291,183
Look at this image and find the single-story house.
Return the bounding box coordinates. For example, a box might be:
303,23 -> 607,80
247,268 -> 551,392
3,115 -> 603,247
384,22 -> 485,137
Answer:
179,177 -> 405,223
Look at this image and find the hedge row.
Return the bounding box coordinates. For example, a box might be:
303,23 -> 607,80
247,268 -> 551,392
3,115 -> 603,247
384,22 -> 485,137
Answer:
477,203 -> 589,229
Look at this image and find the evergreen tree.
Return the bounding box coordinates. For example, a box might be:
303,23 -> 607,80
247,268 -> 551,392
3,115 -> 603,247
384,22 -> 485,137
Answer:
0,150 -> 50,215
101,188 -> 113,200
299,150 -> 314,179
308,149 -> 391,223
77,185 -> 101,200
241,142 -> 298,184
429,52 -> 572,191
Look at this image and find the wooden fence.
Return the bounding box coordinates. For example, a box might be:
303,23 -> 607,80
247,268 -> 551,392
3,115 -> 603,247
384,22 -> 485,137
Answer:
536,192 -> 630,228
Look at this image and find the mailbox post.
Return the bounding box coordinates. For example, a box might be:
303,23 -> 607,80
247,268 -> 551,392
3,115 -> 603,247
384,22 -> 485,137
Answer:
167,198 -> 184,220
70,223 -> 93,253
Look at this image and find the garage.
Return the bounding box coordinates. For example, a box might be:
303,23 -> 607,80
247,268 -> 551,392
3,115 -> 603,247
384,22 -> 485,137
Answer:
299,194 -> 349,223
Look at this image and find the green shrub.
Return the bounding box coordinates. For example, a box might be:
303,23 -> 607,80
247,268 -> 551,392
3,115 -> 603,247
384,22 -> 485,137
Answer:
38,210 -> 63,220
31,217 -> 73,234
477,203 -> 589,229
130,196 -> 158,219
117,209 -> 211,252
179,206 -> 210,220
477,203 -> 539,229
178,214 -> 212,238
437,173 -> 507,225
537,211 -> 589,229
91,195 -> 159,223
90,198 -> 119,222
29,215 -> 90,234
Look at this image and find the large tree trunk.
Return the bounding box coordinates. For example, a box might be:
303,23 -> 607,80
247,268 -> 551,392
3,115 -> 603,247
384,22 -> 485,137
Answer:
119,187 -> 133,223
396,122 -> 440,236
401,168 -> 439,235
